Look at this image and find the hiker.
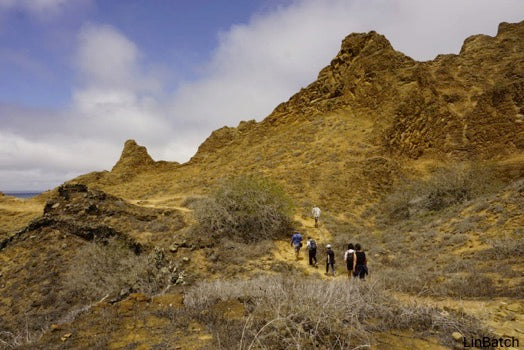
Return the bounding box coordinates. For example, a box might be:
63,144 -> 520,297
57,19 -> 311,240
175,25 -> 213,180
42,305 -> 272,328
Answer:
325,244 -> 335,276
290,231 -> 303,260
312,206 -> 321,228
352,243 -> 368,280
344,243 -> 355,280
307,237 -> 318,267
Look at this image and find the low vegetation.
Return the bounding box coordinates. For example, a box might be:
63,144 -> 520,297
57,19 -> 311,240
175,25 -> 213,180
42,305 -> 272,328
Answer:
383,162 -> 505,221
61,237 -> 173,304
181,276 -> 491,349
193,175 -> 294,243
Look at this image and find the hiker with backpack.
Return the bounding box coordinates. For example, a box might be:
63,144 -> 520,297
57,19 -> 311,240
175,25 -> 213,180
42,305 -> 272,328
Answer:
344,243 -> 355,280
312,206 -> 321,228
325,244 -> 335,276
290,231 -> 303,260
352,243 -> 368,280
306,237 -> 318,267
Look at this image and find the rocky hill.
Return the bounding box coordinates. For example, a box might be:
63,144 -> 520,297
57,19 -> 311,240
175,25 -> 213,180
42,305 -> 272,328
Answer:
0,184 -> 190,347
73,21 -> 523,215
1,20 -> 523,349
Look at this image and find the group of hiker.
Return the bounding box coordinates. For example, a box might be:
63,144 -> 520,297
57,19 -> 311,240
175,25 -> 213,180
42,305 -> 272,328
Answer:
289,206 -> 368,280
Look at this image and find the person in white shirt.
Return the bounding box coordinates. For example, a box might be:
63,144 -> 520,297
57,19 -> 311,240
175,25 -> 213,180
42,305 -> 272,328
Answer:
312,206 -> 321,228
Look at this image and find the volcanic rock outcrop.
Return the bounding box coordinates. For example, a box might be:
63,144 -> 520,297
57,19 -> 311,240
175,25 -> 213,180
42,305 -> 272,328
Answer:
0,184 -> 187,340
111,139 -> 157,174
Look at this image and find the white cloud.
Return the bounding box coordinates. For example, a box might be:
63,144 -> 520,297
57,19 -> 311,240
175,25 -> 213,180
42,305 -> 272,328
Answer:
0,129 -> 121,190
1,23 -> 171,190
1,0 -> 524,191
76,24 -> 140,88
71,24 -> 172,146
169,1 -> 357,129
0,130 -> 117,170
373,0 -> 524,60
75,24 -> 160,92
0,0 -> 85,17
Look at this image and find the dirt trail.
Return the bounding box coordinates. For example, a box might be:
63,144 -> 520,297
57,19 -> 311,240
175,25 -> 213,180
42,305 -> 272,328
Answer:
129,197 -> 193,213
273,216 -> 342,279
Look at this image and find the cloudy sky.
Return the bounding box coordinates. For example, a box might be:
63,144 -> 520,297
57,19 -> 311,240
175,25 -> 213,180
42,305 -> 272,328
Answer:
1,0 -> 523,191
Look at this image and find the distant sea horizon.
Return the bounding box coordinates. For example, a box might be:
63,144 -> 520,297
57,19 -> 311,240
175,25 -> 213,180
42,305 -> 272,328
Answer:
3,191 -> 43,199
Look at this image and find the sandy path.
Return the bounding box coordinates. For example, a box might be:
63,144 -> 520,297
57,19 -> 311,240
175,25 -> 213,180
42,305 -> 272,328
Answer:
273,216 -> 343,279
128,197 -> 193,212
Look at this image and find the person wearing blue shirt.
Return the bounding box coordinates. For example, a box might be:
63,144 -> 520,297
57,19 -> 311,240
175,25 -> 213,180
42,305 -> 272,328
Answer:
290,232 -> 303,260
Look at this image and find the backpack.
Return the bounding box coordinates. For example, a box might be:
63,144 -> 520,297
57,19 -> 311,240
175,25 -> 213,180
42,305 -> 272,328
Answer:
309,239 -> 317,250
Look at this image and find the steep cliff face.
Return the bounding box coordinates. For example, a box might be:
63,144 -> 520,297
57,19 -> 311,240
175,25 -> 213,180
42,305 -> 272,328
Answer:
384,21 -> 524,159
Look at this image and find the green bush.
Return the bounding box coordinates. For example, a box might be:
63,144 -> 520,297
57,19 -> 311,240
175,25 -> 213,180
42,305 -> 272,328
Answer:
194,175 -> 294,243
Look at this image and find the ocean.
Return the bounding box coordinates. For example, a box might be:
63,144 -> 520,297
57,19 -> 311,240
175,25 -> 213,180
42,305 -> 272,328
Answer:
3,192 -> 42,199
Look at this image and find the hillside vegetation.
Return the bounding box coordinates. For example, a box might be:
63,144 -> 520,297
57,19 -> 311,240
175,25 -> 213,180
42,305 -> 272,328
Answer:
0,20 -> 522,349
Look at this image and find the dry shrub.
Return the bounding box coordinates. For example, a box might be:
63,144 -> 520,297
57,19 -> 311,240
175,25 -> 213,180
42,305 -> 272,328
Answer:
449,233 -> 469,246
479,234 -> 524,260
439,273 -> 498,298
184,276 -> 489,349
376,258 -> 521,298
204,238 -> 275,275
193,175 -> 294,243
61,238 -> 171,303
0,324 -> 40,350
376,267 -> 436,295
180,195 -> 206,209
383,162 -> 504,220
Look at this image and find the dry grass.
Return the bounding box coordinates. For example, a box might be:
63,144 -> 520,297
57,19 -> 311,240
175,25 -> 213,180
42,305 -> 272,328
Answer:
382,161 -> 506,221
479,234 -> 524,260
0,322 -> 41,350
0,196 -> 43,240
61,237 -> 173,304
202,238 -> 275,275
183,275 -> 491,349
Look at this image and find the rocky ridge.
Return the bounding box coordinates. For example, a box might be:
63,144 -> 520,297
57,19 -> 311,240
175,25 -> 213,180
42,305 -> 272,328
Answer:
70,21 -> 523,214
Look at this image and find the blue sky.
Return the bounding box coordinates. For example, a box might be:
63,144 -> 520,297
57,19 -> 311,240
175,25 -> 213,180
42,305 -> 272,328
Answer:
0,0 -> 279,107
1,0 -> 523,191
